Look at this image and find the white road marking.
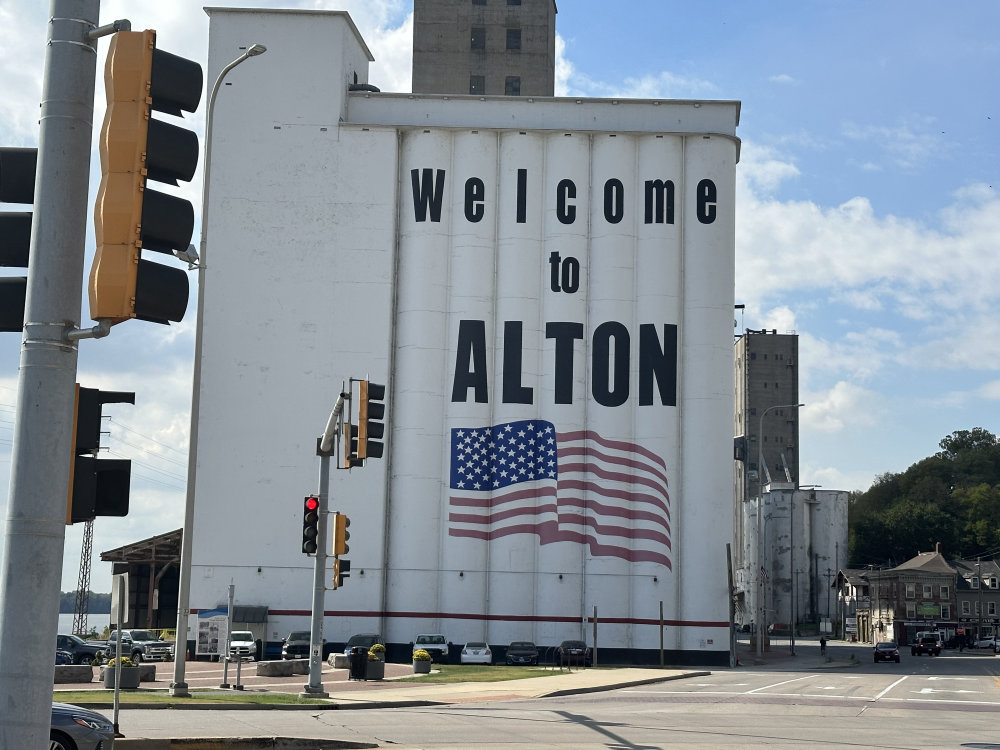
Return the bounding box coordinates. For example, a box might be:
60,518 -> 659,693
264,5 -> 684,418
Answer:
747,675 -> 813,694
873,675 -> 908,700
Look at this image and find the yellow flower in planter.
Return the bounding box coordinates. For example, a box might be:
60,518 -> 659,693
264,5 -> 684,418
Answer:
368,643 -> 386,661
106,656 -> 135,668
412,649 -> 432,662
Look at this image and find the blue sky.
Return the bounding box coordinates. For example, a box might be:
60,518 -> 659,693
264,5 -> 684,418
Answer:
1,0 -> 998,593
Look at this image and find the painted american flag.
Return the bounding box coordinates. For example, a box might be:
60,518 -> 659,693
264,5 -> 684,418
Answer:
448,419 -> 671,568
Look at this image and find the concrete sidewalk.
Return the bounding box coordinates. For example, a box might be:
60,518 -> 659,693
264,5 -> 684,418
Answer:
110,667 -> 706,749
318,665 -> 707,708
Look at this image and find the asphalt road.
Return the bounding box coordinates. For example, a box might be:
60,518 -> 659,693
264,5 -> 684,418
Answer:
110,640 -> 1000,749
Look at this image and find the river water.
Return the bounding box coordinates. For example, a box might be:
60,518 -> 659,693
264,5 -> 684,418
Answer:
58,612 -> 111,635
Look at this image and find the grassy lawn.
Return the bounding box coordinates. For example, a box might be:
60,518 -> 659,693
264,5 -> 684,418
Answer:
53,665 -> 582,704
395,664 -> 570,684
53,690 -> 329,706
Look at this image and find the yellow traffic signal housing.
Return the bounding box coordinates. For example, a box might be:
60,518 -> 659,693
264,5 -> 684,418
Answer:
357,380 -> 386,460
333,512 -> 350,556
332,557 -> 351,589
91,29 -> 201,326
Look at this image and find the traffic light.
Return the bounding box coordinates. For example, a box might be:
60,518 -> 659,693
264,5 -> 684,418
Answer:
333,557 -> 351,589
332,512 -> 350,556
358,380 -> 385,460
0,147 -> 36,332
90,29 -> 203,326
68,385 -> 136,524
344,421 -> 361,468
302,495 -> 320,554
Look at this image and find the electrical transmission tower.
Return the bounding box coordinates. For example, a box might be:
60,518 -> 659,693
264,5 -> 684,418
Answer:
72,520 -> 93,636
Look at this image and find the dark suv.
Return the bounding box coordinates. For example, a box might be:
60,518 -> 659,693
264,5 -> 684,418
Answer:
911,635 -> 941,656
281,631 -> 311,660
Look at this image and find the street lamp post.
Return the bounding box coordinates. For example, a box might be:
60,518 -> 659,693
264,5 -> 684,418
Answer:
976,559 -> 983,644
170,43 -> 266,697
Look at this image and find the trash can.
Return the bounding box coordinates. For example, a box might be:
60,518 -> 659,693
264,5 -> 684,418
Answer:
349,647 -> 366,681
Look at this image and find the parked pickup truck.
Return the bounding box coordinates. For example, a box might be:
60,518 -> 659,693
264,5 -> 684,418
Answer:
56,633 -> 107,665
228,631 -> 256,660
107,629 -> 173,662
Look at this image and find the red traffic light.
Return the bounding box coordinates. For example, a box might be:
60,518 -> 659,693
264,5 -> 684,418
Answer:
304,496 -> 319,511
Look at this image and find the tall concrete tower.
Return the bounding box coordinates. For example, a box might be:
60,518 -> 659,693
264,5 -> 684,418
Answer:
412,0 -> 557,96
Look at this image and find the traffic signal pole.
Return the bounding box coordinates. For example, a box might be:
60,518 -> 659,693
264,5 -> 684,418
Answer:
0,3 -> 100,747
301,393 -> 346,698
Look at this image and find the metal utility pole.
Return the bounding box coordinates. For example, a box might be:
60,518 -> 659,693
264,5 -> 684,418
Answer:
301,393 -> 346,697
0,2 -> 100,746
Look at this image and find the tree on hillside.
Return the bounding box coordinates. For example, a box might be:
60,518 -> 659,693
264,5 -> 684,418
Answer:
848,428 -> 1000,565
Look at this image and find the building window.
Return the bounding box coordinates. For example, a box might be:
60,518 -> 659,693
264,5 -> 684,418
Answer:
941,604 -> 951,619
940,585 -> 950,598
506,28 -> 521,50
991,576 -> 998,589
904,583 -> 915,598
989,602 -> 997,616
905,602 -> 916,618
971,577 -> 980,589
962,600 -> 971,615
504,76 -> 521,96
922,584 -> 933,599
471,27 -> 485,49
469,75 -> 485,95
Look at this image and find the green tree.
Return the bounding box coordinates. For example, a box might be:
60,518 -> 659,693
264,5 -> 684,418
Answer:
848,427 -> 1000,565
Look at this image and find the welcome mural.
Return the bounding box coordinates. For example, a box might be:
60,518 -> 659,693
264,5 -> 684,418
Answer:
384,128 -> 736,650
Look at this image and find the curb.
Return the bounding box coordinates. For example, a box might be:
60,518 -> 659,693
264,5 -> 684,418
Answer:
114,739 -> 377,750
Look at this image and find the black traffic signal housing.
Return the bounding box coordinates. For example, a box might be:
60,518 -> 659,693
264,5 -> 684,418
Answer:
332,513 -> 350,556
333,557 -> 351,590
68,385 -> 136,524
0,147 -> 36,332
90,29 -> 203,326
344,421 -> 362,468
302,495 -> 320,554
358,380 -> 385,460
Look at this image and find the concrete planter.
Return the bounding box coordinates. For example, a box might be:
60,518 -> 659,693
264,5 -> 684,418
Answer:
412,659 -> 431,674
102,666 -> 141,690
365,660 -> 384,680
54,665 -> 93,683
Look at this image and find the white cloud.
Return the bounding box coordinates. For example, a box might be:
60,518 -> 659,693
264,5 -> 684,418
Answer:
978,380 -> 1000,401
802,381 -> 883,433
554,34 -> 573,97
0,5 -> 44,143
738,142 -> 801,195
841,115 -> 948,171
759,305 -> 797,334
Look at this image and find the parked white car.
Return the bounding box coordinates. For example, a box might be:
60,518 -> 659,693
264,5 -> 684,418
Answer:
973,636 -> 997,650
460,641 -> 492,665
